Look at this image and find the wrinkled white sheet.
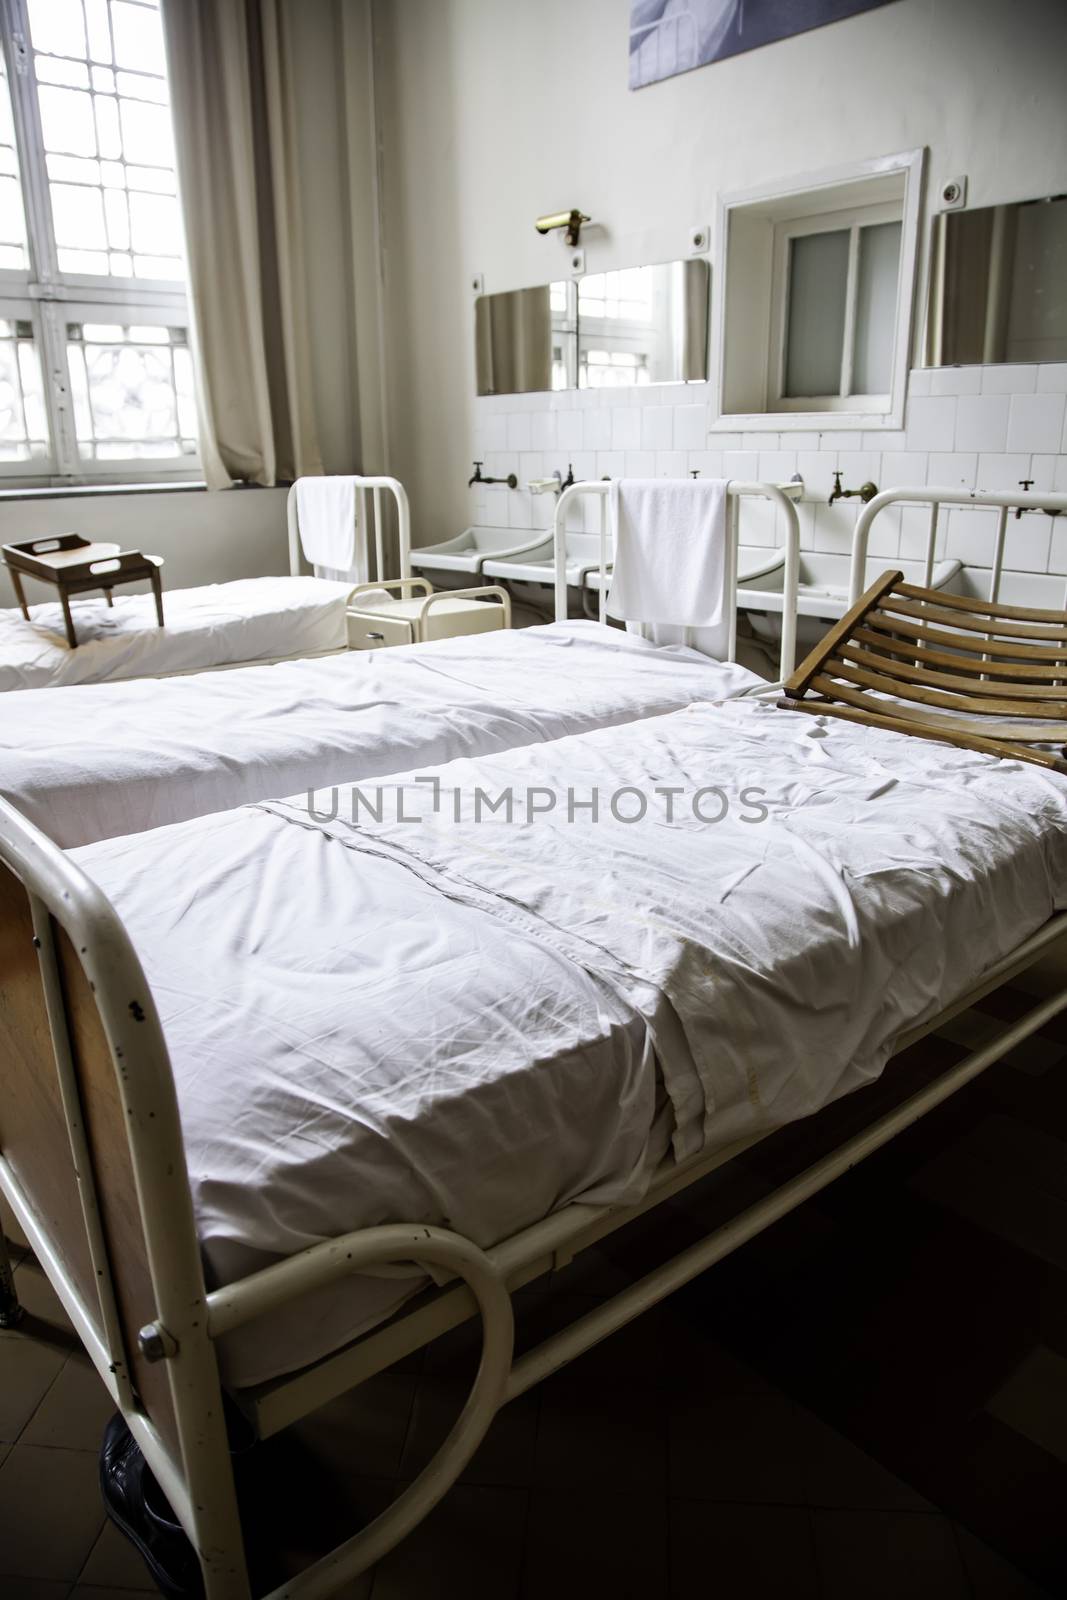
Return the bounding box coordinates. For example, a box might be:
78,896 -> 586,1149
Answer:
72,699 -> 1067,1384
0,575 -> 352,692
1,621 -> 760,846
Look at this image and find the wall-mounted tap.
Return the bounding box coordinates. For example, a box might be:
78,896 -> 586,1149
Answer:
829,471 -> 878,507
468,460 -> 518,489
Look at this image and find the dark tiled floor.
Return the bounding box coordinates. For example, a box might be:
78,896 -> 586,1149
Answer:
1,997 -> 1062,1598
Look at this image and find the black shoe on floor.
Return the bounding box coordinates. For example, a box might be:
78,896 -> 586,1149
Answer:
99,1413 -> 205,1599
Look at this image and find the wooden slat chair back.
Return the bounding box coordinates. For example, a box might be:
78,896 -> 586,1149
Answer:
779,569 -> 1067,773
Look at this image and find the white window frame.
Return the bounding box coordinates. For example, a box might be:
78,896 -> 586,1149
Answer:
0,0 -> 199,487
711,148 -> 925,434
768,200 -> 903,412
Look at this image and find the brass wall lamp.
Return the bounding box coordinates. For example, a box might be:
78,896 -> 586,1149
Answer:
534,209 -> 590,247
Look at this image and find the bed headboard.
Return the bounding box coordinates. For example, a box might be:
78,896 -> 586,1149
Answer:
287,475 -> 413,584
552,479 -> 802,678
851,487 -> 1067,607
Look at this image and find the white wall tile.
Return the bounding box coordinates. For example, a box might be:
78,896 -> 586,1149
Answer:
1028,454 -> 1060,491
567,451 -> 596,482
743,430 -> 778,451
1049,522 -> 1067,575
1037,363 -> 1067,393
907,369 -> 933,397
530,412 -> 556,451
946,507 -> 999,566
931,367 -> 983,396
994,571 -> 1065,608
757,449 -> 797,484
655,449 -> 687,477
673,404 -> 706,450
556,410 -> 583,450
611,408 -> 642,450
623,449 -> 656,476
723,450 -> 759,478
813,502 -> 855,554
506,412 -> 532,451
1003,514 -> 1052,574
480,413 -> 507,451
789,431 -> 821,450
866,503 -> 901,558
583,408 -> 613,451
596,450 -> 625,479
796,451 -> 837,499
687,449 -> 724,478
899,504 -> 944,563
708,430 -> 744,449
640,407 -> 673,449
865,430 -> 907,452
955,394 -> 1009,453
814,431 -> 855,451
518,451 -> 544,485
976,452 -> 1032,490
981,364 -> 1038,395
837,450 -> 881,484
905,396 -> 956,452
1007,391 -> 1066,455
927,452 -> 977,488
738,497 -> 777,546
879,451 -> 928,487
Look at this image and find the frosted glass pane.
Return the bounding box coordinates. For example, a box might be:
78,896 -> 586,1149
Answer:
128,189 -> 180,254
51,183 -> 107,248
118,98 -> 173,166
784,230 -> 849,398
0,176 -> 27,249
35,56 -> 91,89
852,221 -> 901,395
37,85 -> 97,155
111,2 -> 167,76
28,0 -> 86,59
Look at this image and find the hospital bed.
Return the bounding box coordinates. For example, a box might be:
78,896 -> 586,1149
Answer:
5,483 -> 1064,1596
0,480 -> 802,849
0,477 -> 410,692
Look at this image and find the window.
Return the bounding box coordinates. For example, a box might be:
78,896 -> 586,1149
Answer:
0,0 -> 197,484
771,206 -> 903,408
712,150 -> 924,433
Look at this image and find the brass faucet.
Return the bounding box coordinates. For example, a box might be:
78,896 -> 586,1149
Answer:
828,471 -> 878,507
468,460 -> 519,489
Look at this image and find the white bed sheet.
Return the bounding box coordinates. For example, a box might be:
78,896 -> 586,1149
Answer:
72,699 -> 1067,1386
0,575 -> 352,692
1,621 -> 761,847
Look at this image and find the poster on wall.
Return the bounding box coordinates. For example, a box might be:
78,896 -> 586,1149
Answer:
629,0 -> 897,90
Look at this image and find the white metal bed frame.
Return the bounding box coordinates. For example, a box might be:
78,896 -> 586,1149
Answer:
553,479 -> 802,679
2,798 -> 1066,1596
850,485 -> 1067,606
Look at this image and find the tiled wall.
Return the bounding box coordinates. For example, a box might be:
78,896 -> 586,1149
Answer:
471,363 -> 1067,607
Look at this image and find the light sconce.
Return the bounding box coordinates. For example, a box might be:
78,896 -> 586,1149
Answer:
534,208 -> 590,248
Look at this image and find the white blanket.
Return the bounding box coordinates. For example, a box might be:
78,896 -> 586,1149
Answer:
0,621 -> 761,847
72,699 -> 1067,1384
0,575 -> 352,692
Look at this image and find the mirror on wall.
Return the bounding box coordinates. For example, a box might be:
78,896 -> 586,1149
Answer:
925,193 -> 1067,367
474,258 -> 709,396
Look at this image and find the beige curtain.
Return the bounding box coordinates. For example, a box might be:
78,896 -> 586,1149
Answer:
162,0 -> 323,488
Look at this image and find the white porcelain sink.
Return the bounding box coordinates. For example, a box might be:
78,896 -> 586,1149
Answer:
410,526 -> 551,576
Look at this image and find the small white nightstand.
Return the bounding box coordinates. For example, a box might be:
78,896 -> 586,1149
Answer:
346,579 -> 511,650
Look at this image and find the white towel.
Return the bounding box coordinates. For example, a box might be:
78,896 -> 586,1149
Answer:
606,478 -> 731,656
294,476 -> 363,577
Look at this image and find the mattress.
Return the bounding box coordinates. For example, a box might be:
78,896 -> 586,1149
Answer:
72,698 -> 1067,1386
0,621 -> 761,847
0,575 -> 352,692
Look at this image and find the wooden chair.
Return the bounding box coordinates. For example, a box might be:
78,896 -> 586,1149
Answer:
3,535 -> 164,650
779,568 -> 1067,773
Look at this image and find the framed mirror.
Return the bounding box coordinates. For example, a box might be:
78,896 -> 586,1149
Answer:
474,257 -> 709,396
925,193 -> 1067,367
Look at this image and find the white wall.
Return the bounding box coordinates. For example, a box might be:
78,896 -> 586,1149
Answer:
375,0 -> 1067,589
0,488 -> 289,610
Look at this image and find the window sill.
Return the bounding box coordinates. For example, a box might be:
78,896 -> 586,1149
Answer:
0,480 -> 212,502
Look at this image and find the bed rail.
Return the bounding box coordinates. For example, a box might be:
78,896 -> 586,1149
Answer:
850,486 -> 1067,607
553,479 -> 802,677
287,475 -> 412,585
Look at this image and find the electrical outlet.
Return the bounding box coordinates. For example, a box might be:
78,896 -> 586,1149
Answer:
689,222 -> 710,254
939,176 -> 967,211
568,247 -> 585,276
470,272 -> 484,295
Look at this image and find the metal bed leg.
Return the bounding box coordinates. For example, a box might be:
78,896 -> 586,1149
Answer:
0,1227 -> 23,1328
